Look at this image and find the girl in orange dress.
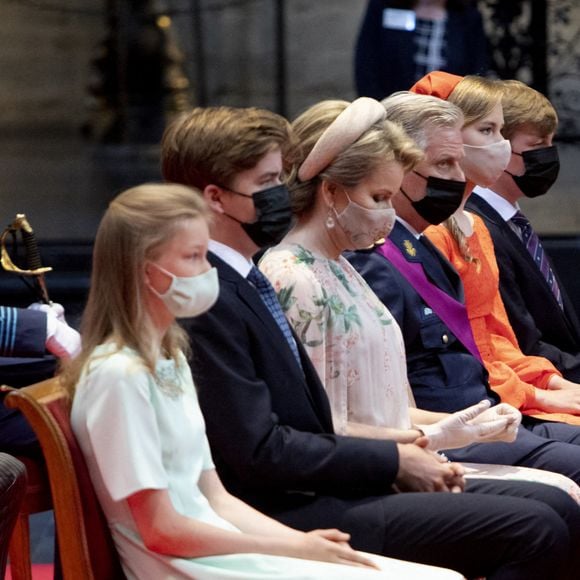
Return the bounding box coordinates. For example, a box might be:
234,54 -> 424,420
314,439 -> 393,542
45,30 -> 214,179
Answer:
414,71 -> 580,425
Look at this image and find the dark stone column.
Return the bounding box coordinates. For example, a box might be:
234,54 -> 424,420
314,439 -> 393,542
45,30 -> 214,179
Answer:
84,0 -> 192,144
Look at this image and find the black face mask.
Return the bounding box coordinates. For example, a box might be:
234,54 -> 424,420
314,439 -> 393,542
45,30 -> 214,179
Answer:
224,184 -> 293,248
506,145 -> 560,198
401,172 -> 466,225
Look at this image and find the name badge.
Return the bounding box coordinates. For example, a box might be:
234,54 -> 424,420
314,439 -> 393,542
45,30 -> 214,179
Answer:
382,8 -> 416,31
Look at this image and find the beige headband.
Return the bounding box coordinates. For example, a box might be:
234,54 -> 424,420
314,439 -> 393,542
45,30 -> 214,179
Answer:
297,97 -> 387,182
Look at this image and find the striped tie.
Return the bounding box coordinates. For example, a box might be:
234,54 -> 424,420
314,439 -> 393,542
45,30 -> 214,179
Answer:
247,266 -> 303,369
511,210 -> 563,309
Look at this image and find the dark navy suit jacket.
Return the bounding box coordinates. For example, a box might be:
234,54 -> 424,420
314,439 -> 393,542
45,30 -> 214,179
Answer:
347,222 -> 497,413
467,194 -> 580,382
355,0 -> 489,99
0,306 -> 55,455
182,252 -> 398,552
0,306 -> 56,387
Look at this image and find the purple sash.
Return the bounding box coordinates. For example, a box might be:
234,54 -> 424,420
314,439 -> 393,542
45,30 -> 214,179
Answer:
376,239 -> 483,363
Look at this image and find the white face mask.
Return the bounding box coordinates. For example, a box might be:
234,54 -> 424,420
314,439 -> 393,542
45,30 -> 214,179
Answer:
148,264 -> 219,319
461,139 -> 511,187
334,192 -> 396,249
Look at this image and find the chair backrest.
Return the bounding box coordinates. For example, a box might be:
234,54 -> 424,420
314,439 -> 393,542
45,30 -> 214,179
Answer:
3,378 -> 125,580
0,453 -> 27,577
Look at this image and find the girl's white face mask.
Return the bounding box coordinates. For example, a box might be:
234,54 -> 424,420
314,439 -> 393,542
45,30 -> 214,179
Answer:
149,264 -> 219,319
334,192 -> 396,249
461,139 -> 512,188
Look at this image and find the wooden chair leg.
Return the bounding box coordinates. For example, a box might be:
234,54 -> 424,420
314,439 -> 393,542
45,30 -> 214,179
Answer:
8,513 -> 32,580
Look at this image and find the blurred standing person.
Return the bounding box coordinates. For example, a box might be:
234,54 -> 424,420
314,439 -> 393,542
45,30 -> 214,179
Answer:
355,0 -> 489,100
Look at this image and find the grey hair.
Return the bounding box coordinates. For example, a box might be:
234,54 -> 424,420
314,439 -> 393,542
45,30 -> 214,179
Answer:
382,91 -> 464,150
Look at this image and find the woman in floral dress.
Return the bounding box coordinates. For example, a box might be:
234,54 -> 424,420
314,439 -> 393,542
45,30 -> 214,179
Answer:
260,97 -> 520,449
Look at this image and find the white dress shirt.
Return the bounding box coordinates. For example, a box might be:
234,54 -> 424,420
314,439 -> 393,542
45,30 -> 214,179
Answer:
208,239 -> 253,278
472,186 -> 523,240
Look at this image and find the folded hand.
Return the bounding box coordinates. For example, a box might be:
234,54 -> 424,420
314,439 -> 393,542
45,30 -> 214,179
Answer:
417,400 -> 510,451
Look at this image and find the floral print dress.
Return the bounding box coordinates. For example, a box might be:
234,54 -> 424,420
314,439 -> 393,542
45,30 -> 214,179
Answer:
260,243 -> 413,435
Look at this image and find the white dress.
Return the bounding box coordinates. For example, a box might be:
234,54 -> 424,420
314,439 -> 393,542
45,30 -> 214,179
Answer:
71,343 -> 462,580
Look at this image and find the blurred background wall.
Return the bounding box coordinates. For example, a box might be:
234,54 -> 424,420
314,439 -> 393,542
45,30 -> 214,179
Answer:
1,0 -> 579,245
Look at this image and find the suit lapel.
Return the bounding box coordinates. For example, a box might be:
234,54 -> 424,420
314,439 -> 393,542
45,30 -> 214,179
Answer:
468,195 -> 580,341
210,252 -> 289,345
209,252 -> 333,429
468,195 -> 562,302
468,196 -> 532,263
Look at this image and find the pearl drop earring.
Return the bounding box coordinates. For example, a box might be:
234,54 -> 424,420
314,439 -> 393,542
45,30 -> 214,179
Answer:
326,209 -> 335,229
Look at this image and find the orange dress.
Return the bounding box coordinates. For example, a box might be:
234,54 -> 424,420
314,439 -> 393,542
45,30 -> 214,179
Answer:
426,213 -> 580,425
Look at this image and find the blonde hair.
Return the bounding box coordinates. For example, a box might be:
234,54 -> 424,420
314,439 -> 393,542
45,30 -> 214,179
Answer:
62,183 -> 209,393
161,106 -> 293,189
499,79 -> 558,140
289,100 -> 423,216
382,91 -> 464,148
447,75 -> 503,126
443,76 -> 503,265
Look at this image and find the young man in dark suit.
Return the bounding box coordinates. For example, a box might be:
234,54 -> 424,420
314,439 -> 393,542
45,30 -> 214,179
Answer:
467,80 -> 580,385
161,104 -> 580,579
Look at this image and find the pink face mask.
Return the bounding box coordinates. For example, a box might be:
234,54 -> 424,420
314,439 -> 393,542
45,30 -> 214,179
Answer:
333,192 -> 396,249
461,139 -> 512,187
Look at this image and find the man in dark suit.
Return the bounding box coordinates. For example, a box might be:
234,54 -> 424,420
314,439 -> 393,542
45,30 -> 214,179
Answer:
348,91 -> 580,481
0,304 -> 80,455
467,80 -> 580,385
160,104 -> 580,579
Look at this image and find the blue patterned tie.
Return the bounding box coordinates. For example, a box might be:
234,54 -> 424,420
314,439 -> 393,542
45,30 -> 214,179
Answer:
511,210 -> 563,309
247,266 -> 303,368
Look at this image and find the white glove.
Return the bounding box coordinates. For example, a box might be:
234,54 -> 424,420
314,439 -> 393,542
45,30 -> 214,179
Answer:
417,400 -> 510,451
28,302 -> 82,360
28,301 -> 66,322
468,403 -> 521,443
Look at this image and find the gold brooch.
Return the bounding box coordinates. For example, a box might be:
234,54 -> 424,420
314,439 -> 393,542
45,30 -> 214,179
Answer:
403,239 -> 416,257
